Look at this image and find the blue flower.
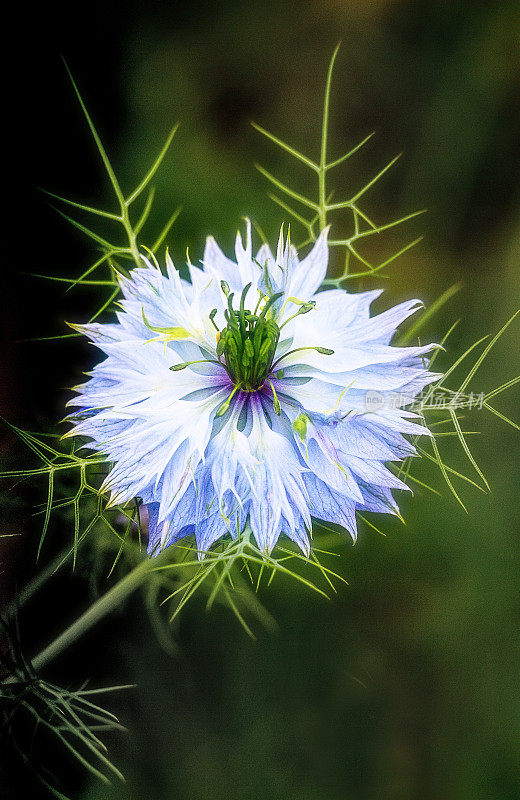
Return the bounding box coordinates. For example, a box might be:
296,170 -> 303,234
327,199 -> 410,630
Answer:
68,222 -> 438,556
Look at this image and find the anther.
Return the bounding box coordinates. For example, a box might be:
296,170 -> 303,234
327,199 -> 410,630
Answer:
216,384 -> 240,418
209,308 -> 219,331
272,346 -> 334,369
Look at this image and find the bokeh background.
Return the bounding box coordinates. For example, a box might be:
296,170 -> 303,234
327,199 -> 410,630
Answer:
3,1 -> 520,798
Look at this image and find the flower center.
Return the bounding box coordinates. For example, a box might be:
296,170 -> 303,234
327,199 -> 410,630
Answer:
167,281 -> 334,419
217,283 -> 281,392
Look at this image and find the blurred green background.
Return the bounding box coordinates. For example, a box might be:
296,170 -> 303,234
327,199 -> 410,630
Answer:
3,1 -> 520,798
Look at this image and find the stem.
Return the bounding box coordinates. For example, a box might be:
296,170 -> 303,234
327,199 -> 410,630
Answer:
121,205 -> 142,267
318,43 -> 340,232
31,552 -> 167,672
4,546 -> 71,620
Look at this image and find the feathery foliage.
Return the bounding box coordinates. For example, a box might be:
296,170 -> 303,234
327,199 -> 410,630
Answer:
397,310 -> 520,509
0,420 -> 342,643
31,62 -> 181,335
253,44 -> 423,283
0,618 -> 126,798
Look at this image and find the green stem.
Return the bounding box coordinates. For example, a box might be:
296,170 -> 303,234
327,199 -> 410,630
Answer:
318,43 -> 340,232
31,552 -> 167,672
121,205 -> 141,267
4,547 -> 70,620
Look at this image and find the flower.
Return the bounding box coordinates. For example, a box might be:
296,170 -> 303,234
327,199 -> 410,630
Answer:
68,222 -> 438,556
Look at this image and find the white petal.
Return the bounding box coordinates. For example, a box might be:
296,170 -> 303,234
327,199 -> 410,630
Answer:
284,227 -> 329,301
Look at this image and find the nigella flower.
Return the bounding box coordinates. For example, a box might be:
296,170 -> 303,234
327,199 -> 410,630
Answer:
68,222 -> 438,556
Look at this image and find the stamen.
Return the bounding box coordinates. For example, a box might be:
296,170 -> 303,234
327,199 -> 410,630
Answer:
216,384 -> 240,418
272,346 -> 334,370
279,300 -> 317,329
258,291 -> 284,320
209,308 -> 219,331
280,295 -> 315,314
267,379 -> 281,415
170,358 -> 226,372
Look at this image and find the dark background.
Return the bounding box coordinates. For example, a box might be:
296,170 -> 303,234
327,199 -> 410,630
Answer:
2,1 -> 520,798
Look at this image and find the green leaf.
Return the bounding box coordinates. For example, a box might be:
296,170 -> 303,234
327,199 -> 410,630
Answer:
126,122 -> 180,206
63,59 -> 125,207
52,207 -> 117,250
41,188 -> 121,220
251,122 -> 318,171
151,205 -> 183,253
326,132 -> 375,171
399,282 -> 462,345
458,309 -> 520,393
255,164 -> 319,211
